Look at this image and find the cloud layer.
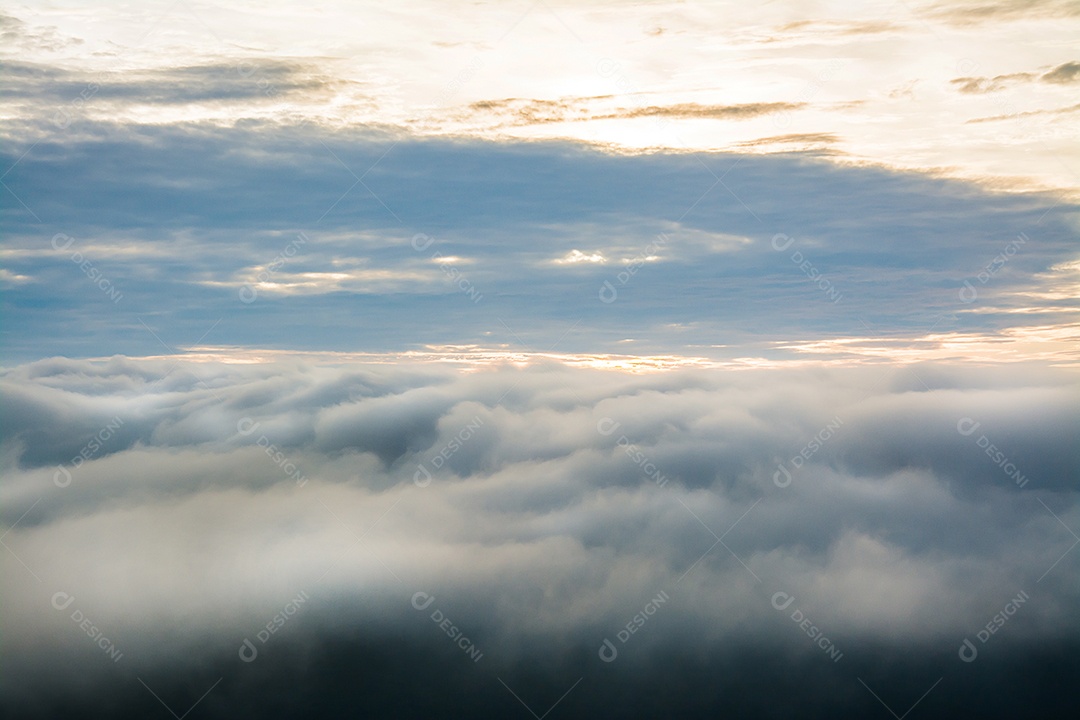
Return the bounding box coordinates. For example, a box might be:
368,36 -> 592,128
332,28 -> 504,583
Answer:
2,357 -> 1077,718
4,0 -> 1078,190
3,2 -> 1079,718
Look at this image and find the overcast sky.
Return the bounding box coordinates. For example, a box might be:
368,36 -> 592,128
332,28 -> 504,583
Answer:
1,2 -> 1078,719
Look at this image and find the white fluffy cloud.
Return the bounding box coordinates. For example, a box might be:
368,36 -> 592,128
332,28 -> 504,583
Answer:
2,359 -> 1077,690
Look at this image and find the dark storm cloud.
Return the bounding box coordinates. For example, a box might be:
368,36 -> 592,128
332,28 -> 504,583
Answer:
0,121 -> 1075,362
1,358 -> 1078,719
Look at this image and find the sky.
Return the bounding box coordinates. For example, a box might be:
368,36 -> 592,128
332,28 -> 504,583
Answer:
1,1 -> 1079,719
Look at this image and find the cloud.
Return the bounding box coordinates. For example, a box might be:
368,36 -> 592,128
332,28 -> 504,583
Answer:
2,2 -> 1077,198
926,0 -> 1080,25
966,102 -> 1080,123
1041,61 -> 1080,84
770,18 -> 903,40
1,357 -> 1078,718
607,102 -> 804,121
462,97 -> 804,127
951,61 -> 1080,94
950,73 -> 1037,94
0,59 -> 342,106
736,132 -> 840,148
3,3 -> 1079,717
0,11 -> 82,53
